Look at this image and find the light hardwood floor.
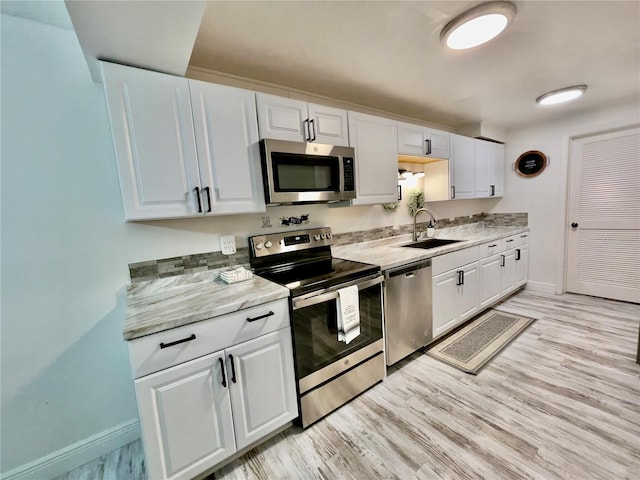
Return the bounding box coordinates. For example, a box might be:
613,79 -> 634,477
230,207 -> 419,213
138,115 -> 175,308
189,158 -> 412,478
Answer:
54,291 -> 640,480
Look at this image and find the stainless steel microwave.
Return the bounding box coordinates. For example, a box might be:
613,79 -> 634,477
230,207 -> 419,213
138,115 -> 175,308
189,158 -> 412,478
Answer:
259,139 -> 356,205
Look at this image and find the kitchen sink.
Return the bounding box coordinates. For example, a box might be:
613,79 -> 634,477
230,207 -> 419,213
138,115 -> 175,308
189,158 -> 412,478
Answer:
400,238 -> 463,249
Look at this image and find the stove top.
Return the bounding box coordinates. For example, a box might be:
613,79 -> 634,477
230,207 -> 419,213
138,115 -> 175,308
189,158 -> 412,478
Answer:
248,227 -> 380,296
258,257 -> 379,296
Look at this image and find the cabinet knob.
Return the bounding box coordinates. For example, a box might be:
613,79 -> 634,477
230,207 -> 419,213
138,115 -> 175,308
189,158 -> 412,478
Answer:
571,222 -> 579,228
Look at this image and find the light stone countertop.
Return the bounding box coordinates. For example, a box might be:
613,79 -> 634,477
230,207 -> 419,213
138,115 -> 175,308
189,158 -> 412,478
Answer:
124,223 -> 527,341
333,224 -> 529,271
124,269 -> 289,340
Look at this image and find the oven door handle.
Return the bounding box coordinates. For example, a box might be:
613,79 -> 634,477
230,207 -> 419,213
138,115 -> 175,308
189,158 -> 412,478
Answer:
292,275 -> 384,310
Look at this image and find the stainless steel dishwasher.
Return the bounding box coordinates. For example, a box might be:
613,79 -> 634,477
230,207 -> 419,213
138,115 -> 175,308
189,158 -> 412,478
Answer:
384,259 -> 433,365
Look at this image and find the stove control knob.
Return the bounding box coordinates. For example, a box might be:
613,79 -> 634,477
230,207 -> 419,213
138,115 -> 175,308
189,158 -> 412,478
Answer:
313,234 -> 321,241
326,232 -> 332,239
255,242 -> 264,250
264,241 -> 273,248
320,233 -> 327,240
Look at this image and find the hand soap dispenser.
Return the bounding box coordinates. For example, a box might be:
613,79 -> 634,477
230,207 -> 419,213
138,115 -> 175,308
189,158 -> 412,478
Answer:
426,221 -> 435,238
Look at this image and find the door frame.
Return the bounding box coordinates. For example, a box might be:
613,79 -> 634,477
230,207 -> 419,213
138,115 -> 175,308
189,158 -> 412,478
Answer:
561,124 -> 640,295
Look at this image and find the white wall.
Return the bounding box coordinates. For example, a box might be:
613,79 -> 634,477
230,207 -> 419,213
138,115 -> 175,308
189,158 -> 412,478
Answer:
0,14 -> 491,477
494,102 -> 640,293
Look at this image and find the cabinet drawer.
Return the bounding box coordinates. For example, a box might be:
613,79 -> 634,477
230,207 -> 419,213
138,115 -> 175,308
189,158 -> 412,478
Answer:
478,240 -> 501,258
502,232 -> 529,250
129,299 -> 290,378
432,246 -> 479,276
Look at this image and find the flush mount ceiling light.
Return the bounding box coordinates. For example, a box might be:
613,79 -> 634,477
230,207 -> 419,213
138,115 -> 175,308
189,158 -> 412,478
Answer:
536,85 -> 588,106
440,1 -> 517,50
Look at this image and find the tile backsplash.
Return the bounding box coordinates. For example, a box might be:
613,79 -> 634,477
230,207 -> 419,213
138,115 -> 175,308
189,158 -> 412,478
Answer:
128,212 -> 527,283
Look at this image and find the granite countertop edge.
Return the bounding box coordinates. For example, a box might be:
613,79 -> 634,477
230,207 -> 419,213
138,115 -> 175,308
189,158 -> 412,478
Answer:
124,269 -> 290,341
333,226 -> 530,271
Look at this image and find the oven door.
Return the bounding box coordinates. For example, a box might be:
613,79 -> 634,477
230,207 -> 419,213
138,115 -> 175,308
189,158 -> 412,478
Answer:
291,274 -> 384,393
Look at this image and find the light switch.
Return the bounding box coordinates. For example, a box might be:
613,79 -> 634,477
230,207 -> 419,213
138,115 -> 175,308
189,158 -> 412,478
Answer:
220,235 -> 236,255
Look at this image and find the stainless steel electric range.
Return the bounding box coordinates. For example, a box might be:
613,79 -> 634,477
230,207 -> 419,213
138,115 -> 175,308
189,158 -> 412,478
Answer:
249,227 -> 385,428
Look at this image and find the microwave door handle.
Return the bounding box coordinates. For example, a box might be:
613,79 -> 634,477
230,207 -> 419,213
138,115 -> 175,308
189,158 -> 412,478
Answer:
292,275 -> 383,310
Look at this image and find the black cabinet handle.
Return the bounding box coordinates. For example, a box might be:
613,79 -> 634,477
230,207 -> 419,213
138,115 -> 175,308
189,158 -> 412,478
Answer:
247,311 -> 275,322
456,270 -> 463,286
506,239 -> 514,243
194,187 -> 202,213
159,333 -> 196,349
490,185 -> 495,196
425,139 -> 432,155
229,355 -> 237,384
203,187 -> 212,212
516,248 -> 521,261
304,119 -> 310,141
451,186 -> 456,199
501,254 -> 505,267
489,244 -> 498,248
218,357 -> 227,387
571,222 -> 579,228
310,119 -> 316,141
520,234 -> 528,238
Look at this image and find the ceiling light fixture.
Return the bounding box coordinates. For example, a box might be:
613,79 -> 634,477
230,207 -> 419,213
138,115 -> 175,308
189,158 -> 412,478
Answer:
440,1 -> 517,50
536,85 -> 588,106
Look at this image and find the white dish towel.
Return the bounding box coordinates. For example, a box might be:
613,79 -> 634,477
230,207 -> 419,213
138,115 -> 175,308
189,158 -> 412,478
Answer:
336,285 -> 360,344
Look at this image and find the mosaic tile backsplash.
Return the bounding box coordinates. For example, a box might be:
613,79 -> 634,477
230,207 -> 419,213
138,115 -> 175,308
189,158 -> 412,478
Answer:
128,212 -> 527,283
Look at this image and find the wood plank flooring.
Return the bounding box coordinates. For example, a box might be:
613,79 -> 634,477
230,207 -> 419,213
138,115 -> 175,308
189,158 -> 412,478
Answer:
54,291 -> 640,480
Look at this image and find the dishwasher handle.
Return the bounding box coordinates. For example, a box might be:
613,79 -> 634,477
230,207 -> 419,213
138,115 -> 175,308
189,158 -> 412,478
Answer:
385,259 -> 431,279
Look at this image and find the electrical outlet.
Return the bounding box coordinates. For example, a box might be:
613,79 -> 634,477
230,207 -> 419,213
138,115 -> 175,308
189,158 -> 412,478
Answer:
220,235 -> 236,255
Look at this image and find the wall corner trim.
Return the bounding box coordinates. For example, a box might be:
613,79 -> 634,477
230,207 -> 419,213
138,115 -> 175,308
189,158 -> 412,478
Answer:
2,419 -> 140,480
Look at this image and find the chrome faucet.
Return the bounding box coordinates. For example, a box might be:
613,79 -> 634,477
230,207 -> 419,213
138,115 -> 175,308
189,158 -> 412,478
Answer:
413,208 -> 437,241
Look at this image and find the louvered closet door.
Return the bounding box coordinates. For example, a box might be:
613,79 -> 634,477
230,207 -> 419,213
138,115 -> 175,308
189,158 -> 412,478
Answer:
566,127 -> 640,303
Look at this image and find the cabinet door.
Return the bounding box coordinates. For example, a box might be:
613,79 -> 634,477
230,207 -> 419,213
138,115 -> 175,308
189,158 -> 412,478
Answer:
135,351 -> 236,480
474,139 -> 491,198
458,263 -> 479,322
432,269 -> 459,338
397,122 -> 428,156
478,254 -> 503,309
100,61 -> 201,220
255,93 -> 308,142
190,81 -> 266,215
227,328 -> 298,451
308,103 -> 349,146
515,245 -> 529,287
427,128 -> 450,159
501,249 -> 518,296
450,134 -> 475,199
491,142 -> 505,197
348,112 -> 398,205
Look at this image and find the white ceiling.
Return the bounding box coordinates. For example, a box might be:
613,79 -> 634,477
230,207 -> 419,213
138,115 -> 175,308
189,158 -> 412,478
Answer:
189,1 -> 640,130
7,1 -> 640,132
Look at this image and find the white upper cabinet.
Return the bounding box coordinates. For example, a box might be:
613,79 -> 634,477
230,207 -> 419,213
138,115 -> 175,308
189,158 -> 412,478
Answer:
474,139 -> 504,198
256,93 -> 349,146
397,122 -> 450,159
100,61 -> 201,220
348,111 -> 399,205
100,61 -> 265,220
449,133 -> 476,199
189,80 -> 265,215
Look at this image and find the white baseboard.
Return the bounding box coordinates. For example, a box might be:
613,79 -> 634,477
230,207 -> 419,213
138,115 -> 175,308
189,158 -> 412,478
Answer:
524,281 -> 557,295
2,419 -> 140,480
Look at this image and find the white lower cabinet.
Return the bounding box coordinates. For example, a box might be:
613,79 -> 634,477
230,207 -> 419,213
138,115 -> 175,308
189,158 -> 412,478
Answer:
226,330 -> 298,451
135,351 -> 236,480
478,254 -> 503,309
432,233 -> 529,340
432,262 -> 479,338
131,304 -> 297,480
